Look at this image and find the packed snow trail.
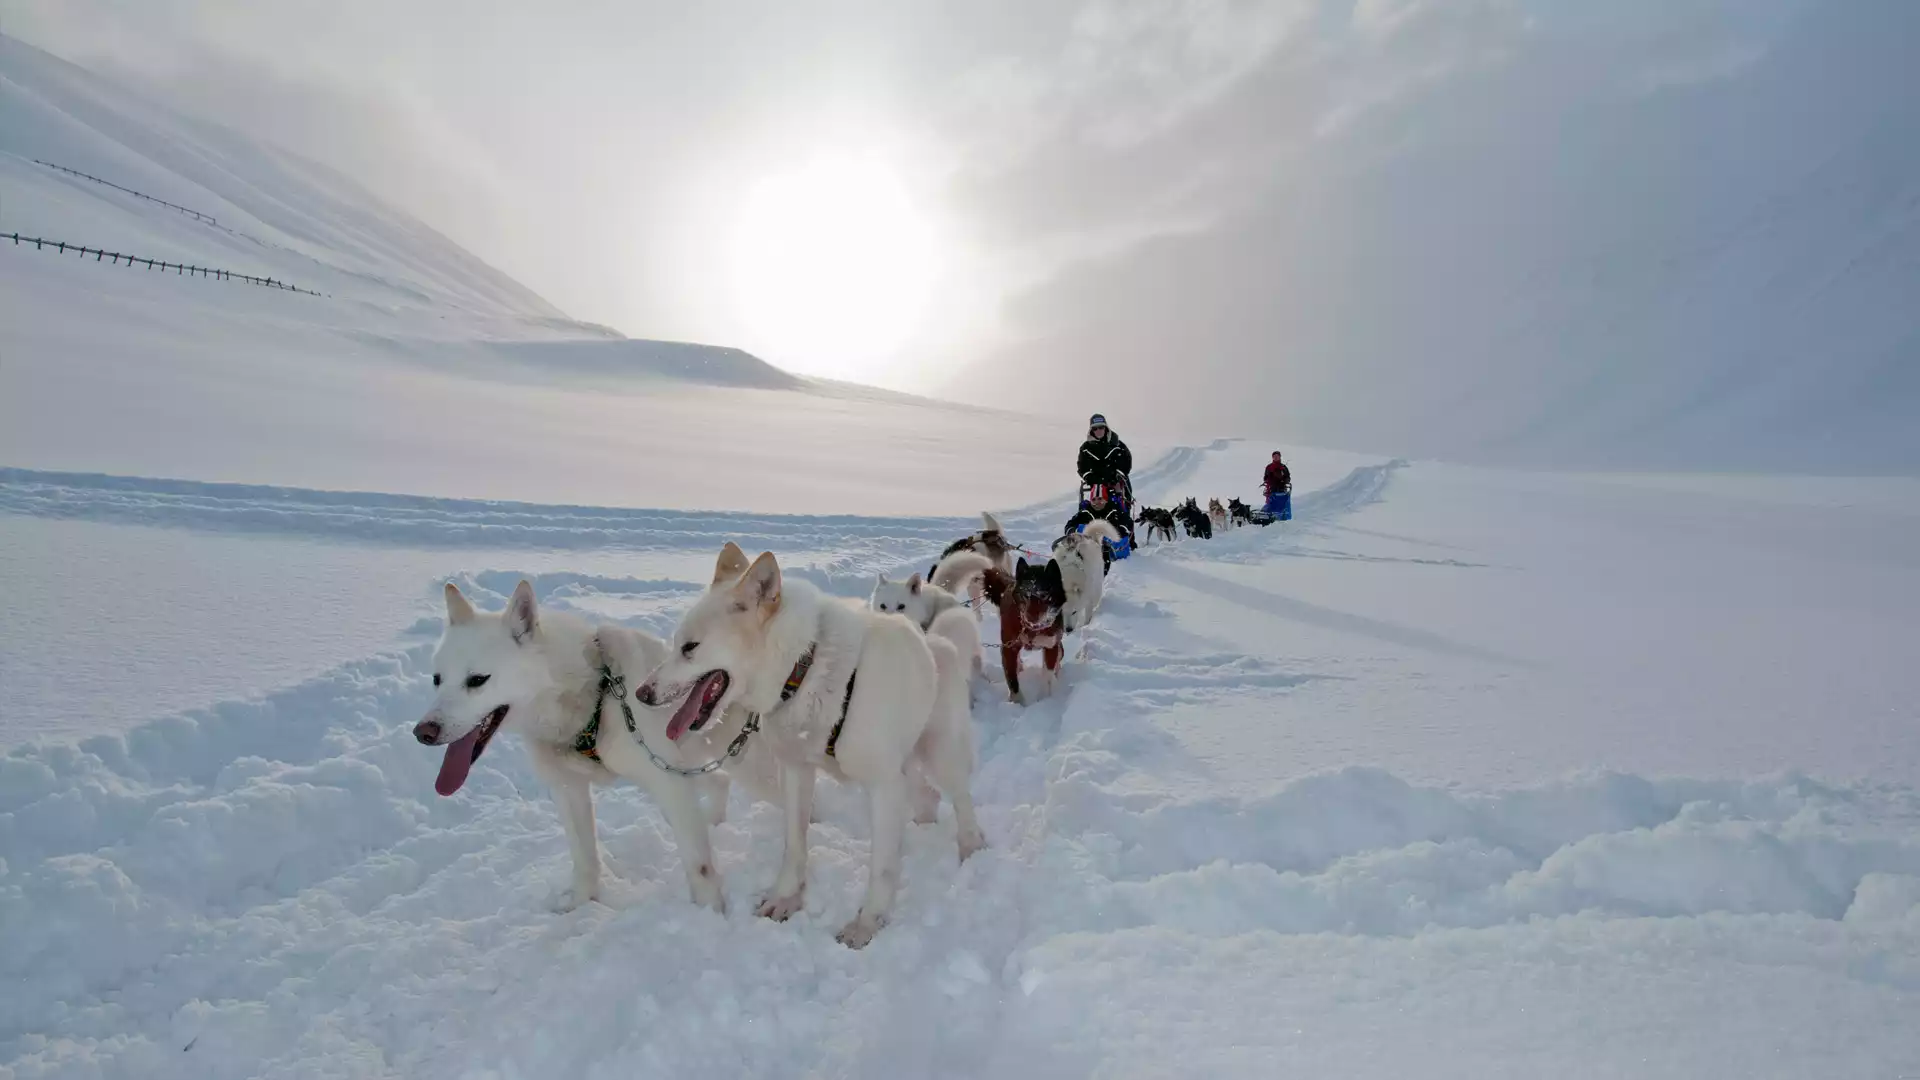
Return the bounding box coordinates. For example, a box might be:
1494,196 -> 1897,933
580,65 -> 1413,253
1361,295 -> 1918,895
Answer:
4,449 -> 1920,1079
0,439 -> 1220,552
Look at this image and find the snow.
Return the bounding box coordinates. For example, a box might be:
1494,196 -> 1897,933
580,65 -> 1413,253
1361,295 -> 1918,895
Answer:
6,29 -> 1920,1080
0,33 -> 1140,515
6,443 -> 1920,1078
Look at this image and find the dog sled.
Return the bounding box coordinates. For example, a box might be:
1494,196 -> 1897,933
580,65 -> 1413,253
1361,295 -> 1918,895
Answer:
1253,490 -> 1291,524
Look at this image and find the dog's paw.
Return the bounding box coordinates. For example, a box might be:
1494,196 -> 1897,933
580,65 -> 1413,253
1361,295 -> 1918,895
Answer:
958,828 -> 987,863
756,890 -> 805,922
551,881 -> 601,912
835,913 -> 886,949
688,863 -> 727,913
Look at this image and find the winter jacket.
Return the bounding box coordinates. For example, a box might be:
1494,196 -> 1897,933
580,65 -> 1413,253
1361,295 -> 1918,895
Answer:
1263,461 -> 1292,494
1077,430 -> 1133,488
1065,502 -> 1134,541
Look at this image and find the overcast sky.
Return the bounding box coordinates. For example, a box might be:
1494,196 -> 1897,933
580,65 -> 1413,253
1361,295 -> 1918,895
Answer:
11,0 -> 1915,469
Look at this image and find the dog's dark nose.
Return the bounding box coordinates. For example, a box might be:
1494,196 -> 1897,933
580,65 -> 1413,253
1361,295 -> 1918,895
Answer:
413,719 -> 442,745
635,683 -> 658,707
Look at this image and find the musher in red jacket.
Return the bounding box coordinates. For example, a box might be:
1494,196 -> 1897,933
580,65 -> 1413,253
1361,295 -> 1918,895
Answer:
1262,451 -> 1292,520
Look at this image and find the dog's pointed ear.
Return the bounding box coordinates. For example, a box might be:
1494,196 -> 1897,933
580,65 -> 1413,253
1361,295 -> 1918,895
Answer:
445,582 -> 476,625
1015,557 -> 1030,578
713,541 -> 750,586
908,573 -> 923,595
735,551 -> 782,611
507,580 -> 538,643
1043,559 -> 1067,598
981,511 -> 1003,534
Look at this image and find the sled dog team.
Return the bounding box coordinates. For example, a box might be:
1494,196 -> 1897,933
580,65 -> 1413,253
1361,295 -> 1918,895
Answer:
414,512 -> 1119,948
1135,494 -> 1268,543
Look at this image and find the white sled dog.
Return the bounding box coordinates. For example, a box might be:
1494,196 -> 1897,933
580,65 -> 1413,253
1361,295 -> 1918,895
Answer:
871,570 -> 985,682
640,542 -> 984,948
415,580 -> 780,913
1050,519 -> 1120,633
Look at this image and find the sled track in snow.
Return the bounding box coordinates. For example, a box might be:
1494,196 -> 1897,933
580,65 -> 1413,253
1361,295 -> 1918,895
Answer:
0,442 -> 1229,557
1293,457 -> 1408,520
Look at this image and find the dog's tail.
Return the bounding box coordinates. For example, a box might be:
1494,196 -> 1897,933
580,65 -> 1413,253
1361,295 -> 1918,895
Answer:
980,510 -> 1004,535
1081,520 -> 1121,546
931,550 -> 995,597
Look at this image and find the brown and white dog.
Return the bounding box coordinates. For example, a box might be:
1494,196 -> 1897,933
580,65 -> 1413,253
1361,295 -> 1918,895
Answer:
1208,498 -> 1230,532
934,550 -> 1067,703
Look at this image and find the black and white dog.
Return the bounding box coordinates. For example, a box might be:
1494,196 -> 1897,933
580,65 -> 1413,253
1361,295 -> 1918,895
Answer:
1175,498 -> 1213,540
1137,506 -> 1179,543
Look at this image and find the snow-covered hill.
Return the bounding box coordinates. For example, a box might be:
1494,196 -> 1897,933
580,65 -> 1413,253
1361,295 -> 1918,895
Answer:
0,32 -> 1106,513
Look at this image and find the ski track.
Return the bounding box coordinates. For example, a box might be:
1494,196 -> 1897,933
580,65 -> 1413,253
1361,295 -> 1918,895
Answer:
6,452 -> 1920,1078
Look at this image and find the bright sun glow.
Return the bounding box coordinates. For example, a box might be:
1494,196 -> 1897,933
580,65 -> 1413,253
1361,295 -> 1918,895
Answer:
728,157 -> 940,381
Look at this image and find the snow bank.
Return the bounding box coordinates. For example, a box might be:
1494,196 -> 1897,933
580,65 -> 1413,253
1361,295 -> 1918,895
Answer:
6,633 -> 1917,1077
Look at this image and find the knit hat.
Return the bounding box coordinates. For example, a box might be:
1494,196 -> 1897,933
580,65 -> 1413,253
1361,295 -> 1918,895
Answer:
1088,413 -> 1108,428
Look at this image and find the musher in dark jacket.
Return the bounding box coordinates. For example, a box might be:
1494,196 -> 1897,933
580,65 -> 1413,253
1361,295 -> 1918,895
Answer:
1077,413 -> 1133,493
1071,415 -> 1136,570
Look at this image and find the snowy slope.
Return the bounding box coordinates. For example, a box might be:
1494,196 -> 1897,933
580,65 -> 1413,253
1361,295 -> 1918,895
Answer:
4,442 -> 1920,1079
1,32 -> 1110,513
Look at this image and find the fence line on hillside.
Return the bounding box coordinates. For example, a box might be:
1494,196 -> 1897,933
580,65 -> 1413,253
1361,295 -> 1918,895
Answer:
35,160 -> 220,225
2,232 -> 327,297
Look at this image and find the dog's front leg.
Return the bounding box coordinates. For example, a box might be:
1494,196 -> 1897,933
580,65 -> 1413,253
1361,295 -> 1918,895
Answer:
700,771 -> 731,826
1043,641 -> 1065,673
657,775 -> 726,913
757,760 -> 815,921
550,773 -> 601,910
1001,642 -> 1024,703
838,769 -> 908,949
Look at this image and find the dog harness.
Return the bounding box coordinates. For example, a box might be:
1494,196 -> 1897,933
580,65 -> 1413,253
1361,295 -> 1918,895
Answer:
574,643 -> 852,774
824,671 -> 858,759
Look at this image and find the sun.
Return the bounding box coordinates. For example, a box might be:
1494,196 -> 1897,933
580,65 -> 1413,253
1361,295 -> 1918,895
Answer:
727,156 -> 940,382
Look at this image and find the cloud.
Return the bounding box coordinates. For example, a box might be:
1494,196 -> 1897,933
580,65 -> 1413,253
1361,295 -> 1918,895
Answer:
940,0 -> 1920,471
9,0 -> 1915,469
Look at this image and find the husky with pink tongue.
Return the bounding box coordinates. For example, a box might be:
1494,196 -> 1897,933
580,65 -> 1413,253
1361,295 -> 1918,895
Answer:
639,542 -> 985,949
415,579 -> 780,912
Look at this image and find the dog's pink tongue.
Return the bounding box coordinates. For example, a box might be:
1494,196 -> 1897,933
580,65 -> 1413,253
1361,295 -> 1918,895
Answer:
665,672 -> 722,741
434,727 -> 483,796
